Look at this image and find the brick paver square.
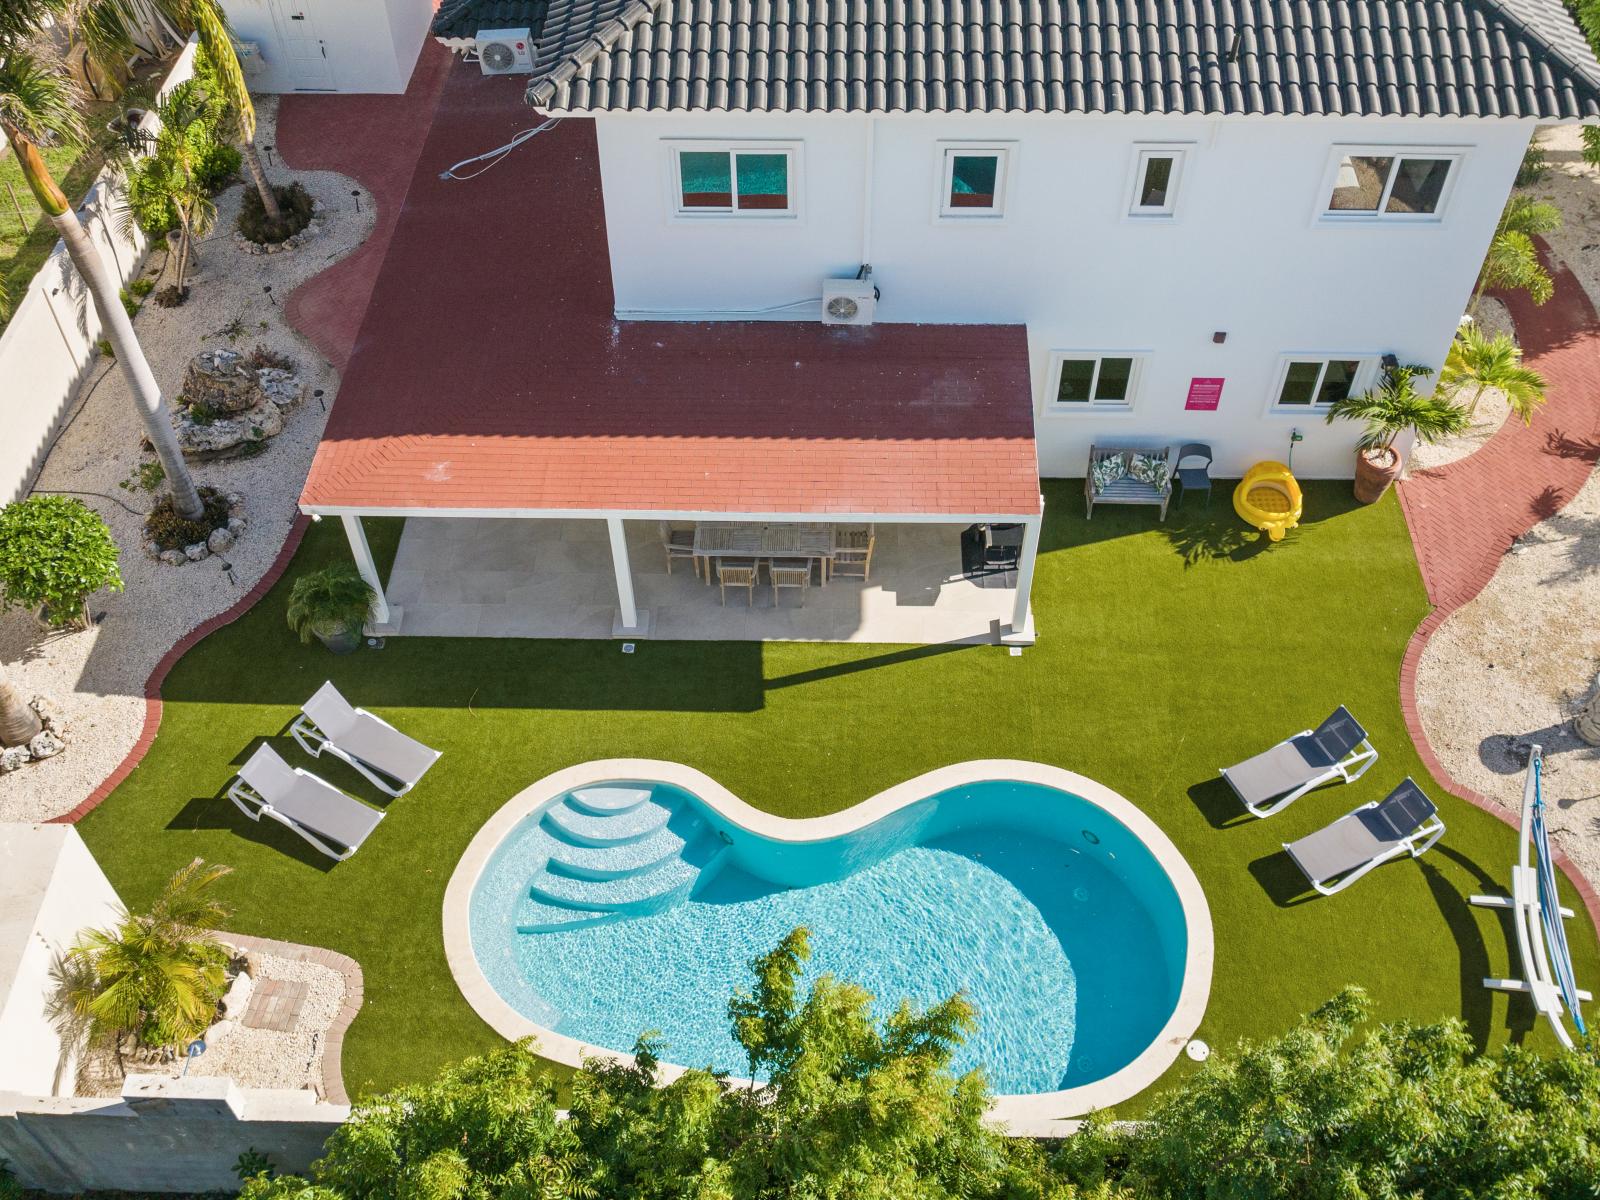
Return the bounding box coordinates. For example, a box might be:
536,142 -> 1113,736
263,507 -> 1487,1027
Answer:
242,978 -> 309,1033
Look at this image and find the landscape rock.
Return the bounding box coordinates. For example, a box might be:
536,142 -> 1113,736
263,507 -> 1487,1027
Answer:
227,516 -> 248,535
182,349 -> 262,415
0,747 -> 28,773
207,528 -> 235,554
159,549 -> 187,566
141,538 -> 160,560
256,367 -> 305,411
184,543 -> 210,562
173,398 -> 284,460
26,730 -> 64,759
221,972 -> 254,1020
29,694 -> 66,734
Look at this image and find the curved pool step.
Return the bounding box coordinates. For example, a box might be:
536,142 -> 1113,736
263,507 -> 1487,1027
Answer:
529,838 -> 719,913
543,796 -> 674,847
543,817 -> 702,880
515,899 -> 616,934
566,785 -> 654,817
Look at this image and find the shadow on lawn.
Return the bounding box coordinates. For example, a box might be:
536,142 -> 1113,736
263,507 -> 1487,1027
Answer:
1423,845 -> 1537,1051
1187,777 -> 1254,830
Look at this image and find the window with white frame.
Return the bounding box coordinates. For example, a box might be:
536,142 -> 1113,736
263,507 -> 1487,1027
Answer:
1048,353 -> 1141,410
671,144 -> 795,215
1128,147 -> 1185,218
1322,149 -> 1460,219
1272,357 -> 1368,410
938,145 -> 1011,217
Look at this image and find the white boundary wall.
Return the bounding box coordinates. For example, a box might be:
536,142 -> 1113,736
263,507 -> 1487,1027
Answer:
0,1076 -> 346,1193
0,37 -> 198,506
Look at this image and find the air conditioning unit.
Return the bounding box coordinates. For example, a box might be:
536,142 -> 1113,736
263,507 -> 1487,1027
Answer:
821,272 -> 876,327
476,28 -> 534,75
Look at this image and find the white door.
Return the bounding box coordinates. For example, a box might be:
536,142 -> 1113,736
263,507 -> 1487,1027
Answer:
269,0 -> 335,91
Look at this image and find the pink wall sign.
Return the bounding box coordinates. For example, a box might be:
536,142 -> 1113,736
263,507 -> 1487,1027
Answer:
1185,377 -> 1225,411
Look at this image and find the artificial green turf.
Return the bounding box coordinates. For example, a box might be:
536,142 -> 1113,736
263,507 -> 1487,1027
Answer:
77,480 -> 1600,1108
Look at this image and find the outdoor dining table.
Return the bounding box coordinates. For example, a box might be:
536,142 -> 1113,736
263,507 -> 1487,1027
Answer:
693,522 -> 835,585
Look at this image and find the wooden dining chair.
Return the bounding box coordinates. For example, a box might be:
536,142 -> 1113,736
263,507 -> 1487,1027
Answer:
768,560 -> 812,607
717,559 -> 758,606
659,522 -> 698,577
831,525 -> 875,581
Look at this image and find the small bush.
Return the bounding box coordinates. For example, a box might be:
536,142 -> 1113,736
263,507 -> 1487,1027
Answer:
197,140 -> 242,193
1516,141 -> 1549,185
129,276 -> 157,298
96,337 -> 114,358
119,287 -> 140,318
238,182 -> 314,245
245,343 -> 293,370
145,486 -> 230,552
0,495 -> 124,626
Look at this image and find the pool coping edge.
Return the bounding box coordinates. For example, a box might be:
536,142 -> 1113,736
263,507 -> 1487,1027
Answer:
441,758 -> 1214,1137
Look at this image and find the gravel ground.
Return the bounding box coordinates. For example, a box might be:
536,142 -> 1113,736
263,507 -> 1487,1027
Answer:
1407,297 -> 1515,473
75,950 -> 345,1097
1415,123 -> 1600,887
0,98 -> 373,822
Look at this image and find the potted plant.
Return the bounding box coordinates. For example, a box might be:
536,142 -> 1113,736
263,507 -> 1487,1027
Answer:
1325,364 -> 1470,503
286,562 -> 375,654
0,495 -> 124,629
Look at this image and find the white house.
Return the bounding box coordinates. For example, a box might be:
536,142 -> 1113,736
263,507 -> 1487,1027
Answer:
293,1 -> 1600,645
218,0 -> 434,93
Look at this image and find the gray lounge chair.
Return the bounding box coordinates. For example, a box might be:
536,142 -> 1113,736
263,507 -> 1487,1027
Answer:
1220,706 -> 1377,817
227,744 -> 384,861
290,681 -> 441,797
1283,778 -> 1445,896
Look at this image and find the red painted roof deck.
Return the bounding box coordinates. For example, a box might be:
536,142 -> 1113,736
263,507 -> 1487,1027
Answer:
298,63 -> 1039,518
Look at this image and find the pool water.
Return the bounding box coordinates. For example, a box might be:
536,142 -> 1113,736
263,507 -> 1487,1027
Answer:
469,779 -> 1186,1094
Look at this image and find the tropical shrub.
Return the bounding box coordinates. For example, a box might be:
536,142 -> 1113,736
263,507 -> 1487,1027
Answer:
0,495 -> 123,627
50,860 -> 233,1068
145,485 -> 230,551
1325,362 -> 1469,461
232,936 -> 1600,1200
1440,323 -> 1548,423
1474,194 -> 1562,313
123,76 -> 238,239
286,563 -> 376,646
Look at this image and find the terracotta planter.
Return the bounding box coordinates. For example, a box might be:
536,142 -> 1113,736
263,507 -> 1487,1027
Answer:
1353,448 -> 1402,504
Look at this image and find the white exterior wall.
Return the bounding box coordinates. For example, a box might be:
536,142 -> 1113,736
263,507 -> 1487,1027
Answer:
220,0 -> 431,94
0,826 -> 123,1097
593,112 -> 1535,479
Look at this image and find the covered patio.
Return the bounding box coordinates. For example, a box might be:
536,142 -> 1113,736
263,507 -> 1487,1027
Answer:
296,76 -> 1041,645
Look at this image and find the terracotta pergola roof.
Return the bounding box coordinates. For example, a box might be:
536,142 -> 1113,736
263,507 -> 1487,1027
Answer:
299,67 -> 1039,519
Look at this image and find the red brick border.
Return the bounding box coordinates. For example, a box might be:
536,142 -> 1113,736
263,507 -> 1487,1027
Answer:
1395,245 -> 1600,945
51,515 -> 312,825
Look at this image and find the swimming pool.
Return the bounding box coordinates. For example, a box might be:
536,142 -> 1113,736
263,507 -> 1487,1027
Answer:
446,760 -> 1211,1130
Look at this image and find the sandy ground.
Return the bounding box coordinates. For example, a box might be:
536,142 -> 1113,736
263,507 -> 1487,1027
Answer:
1415,123 -> 1600,886
0,98 -> 372,822
76,949 -> 345,1097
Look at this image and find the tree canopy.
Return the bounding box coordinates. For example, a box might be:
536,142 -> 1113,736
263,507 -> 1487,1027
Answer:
237,931 -> 1600,1200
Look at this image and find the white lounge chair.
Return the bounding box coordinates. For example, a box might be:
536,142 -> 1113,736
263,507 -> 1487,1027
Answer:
1283,778 -> 1445,896
290,681 -> 441,797
227,744 -> 384,862
1220,705 -> 1377,817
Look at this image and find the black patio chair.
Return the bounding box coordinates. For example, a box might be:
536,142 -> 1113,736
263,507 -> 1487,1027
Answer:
1176,443 -> 1214,507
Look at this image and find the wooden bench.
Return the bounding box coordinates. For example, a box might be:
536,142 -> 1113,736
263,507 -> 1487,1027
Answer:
1084,444 -> 1174,521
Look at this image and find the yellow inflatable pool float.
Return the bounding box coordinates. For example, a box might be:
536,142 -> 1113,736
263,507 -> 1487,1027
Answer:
1233,461 -> 1303,541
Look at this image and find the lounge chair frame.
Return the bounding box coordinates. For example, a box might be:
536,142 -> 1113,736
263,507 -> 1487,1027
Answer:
290,690 -> 439,798
1285,792 -> 1445,896
227,770 -> 376,862
1221,714 -> 1377,818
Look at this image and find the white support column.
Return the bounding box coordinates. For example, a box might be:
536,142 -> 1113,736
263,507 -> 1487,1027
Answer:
607,516 -> 650,636
1004,512 -> 1042,646
341,513 -> 392,630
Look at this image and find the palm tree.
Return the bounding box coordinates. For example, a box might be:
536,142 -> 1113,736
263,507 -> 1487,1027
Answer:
1439,324 -> 1548,424
0,0 -> 204,520
124,79 -> 221,298
1472,195 -> 1562,315
128,0 -> 283,222
54,858 -> 233,1068
0,663 -> 43,747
